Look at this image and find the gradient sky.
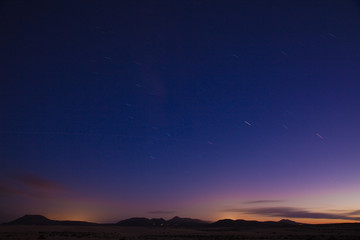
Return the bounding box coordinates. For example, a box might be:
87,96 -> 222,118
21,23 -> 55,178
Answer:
1,0 -> 360,224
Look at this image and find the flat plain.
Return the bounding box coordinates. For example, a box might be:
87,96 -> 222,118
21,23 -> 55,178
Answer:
1,224 -> 360,240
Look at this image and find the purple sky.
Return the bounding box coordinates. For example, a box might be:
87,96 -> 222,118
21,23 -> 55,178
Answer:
1,0 -> 360,223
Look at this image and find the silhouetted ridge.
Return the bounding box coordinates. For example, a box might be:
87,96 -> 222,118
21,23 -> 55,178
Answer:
8,215 -> 53,225
211,218 -> 301,229
279,219 -> 300,225
167,216 -> 208,226
212,219 -> 241,228
116,216 -> 208,227
5,215 -> 305,227
6,215 -> 97,225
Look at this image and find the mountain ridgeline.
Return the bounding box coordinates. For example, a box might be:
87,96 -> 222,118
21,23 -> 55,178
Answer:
117,216 -> 208,227
5,215 -> 98,226
5,215 -> 303,228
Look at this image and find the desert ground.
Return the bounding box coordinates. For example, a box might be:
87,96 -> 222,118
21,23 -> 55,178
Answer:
1,225 -> 360,240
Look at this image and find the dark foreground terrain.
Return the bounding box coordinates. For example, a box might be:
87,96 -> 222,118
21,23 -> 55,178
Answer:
1,224 -> 360,240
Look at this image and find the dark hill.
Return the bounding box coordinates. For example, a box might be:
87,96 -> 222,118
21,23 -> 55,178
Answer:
212,219 -> 260,228
167,216 -> 208,227
279,219 -> 300,225
7,215 -> 55,225
211,218 -> 301,229
6,215 -> 97,226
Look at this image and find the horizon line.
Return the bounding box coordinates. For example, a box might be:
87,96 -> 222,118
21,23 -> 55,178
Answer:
3,214 -> 360,225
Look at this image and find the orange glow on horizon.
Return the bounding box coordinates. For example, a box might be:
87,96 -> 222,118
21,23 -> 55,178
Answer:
27,210 -> 360,225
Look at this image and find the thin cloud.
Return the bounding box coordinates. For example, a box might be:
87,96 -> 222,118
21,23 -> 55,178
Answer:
0,172 -> 67,199
16,173 -> 65,192
0,184 -> 23,196
223,207 -> 360,221
243,200 -> 286,204
0,183 -> 51,199
349,210 -> 360,215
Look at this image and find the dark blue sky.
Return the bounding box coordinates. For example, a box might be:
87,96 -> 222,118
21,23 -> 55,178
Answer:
1,0 -> 360,223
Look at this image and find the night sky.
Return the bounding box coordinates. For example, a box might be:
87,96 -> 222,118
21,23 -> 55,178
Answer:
1,0 -> 360,224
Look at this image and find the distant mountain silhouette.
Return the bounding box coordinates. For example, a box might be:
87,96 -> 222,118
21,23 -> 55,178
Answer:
211,218 -> 301,228
117,216 -> 208,227
167,216 -> 209,227
6,215 -> 97,226
211,219 -> 258,228
7,215 -> 54,225
279,219 -> 300,225
4,215 -> 303,228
